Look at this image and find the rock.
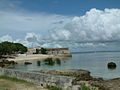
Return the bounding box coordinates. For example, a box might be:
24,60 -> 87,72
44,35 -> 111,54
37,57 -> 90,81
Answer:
67,85 -> 82,90
108,62 -> 116,69
0,62 -> 4,67
0,60 -> 17,67
24,62 -> 32,65
33,69 -> 91,81
71,85 -> 82,90
2,60 -> 9,64
10,60 -> 17,65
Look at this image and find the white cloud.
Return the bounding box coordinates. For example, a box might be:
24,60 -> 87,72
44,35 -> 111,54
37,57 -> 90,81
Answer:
25,32 -> 40,42
50,8 -> 120,42
0,8 -> 120,52
14,32 -> 42,48
41,43 -> 62,48
0,35 -> 13,42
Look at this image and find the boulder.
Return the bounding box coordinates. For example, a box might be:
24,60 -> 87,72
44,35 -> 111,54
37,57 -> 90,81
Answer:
108,62 -> 116,69
10,60 -> 17,65
68,85 -> 82,90
0,60 -> 17,67
24,62 -> 32,65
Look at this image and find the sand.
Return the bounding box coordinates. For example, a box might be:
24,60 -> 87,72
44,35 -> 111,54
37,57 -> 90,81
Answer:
7,54 -> 56,62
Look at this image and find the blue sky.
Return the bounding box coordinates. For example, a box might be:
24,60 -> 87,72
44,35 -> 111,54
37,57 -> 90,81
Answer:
20,0 -> 120,15
1,0 -> 120,15
0,0 -> 120,51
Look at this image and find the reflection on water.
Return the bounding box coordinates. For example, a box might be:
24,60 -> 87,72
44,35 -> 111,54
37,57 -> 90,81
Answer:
11,52 -> 120,79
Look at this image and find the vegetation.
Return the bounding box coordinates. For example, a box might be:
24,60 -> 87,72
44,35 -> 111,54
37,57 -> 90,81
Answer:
41,47 -> 47,54
55,58 -> 61,65
80,83 -> 96,90
0,75 -> 32,84
56,72 -> 67,76
0,75 -> 43,90
0,41 -> 27,57
44,58 -> 61,66
46,85 -> 62,90
44,58 -> 55,66
55,72 -> 79,77
37,61 -> 41,66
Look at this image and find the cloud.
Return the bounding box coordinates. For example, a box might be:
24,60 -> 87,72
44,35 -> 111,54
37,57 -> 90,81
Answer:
0,33 -> 119,52
0,35 -> 13,42
0,8 -> 120,52
14,33 -> 42,48
25,33 -> 40,42
50,8 -> 120,42
0,10 -> 71,36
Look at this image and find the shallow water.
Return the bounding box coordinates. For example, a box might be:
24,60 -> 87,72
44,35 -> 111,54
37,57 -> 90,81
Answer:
11,51 -> 120,79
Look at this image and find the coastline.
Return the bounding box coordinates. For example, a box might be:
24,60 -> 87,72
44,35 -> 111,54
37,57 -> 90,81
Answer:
7,54 -> 72,62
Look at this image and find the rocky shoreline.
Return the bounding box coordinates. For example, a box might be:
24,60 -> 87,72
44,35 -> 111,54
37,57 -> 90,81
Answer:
0,59 -> 17,68
0,55 -> 120,90
33,69 -> 120,90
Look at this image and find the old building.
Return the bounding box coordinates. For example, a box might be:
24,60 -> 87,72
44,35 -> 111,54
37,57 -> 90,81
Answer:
46,48 -> 69,55
27,48 -> 37,54
27,46 -> 70,55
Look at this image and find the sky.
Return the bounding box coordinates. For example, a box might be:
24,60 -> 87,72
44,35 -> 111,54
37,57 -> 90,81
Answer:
0,0 -> 120,52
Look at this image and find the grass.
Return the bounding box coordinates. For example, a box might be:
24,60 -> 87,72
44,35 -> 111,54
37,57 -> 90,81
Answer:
0,75 -> 45,90
0,75 -> 33,84
46,85 -> 62,90
55,71 -> 79,78
80,83 -> 96,90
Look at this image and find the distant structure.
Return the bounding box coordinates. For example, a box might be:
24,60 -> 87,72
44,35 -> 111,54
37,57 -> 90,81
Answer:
46,48 -> 69,54
27,46 -> 70,55
27,48 -> 36,54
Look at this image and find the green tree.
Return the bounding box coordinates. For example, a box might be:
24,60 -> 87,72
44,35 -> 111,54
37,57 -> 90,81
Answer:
41,47 -> 47,54
0,41 -> 27,55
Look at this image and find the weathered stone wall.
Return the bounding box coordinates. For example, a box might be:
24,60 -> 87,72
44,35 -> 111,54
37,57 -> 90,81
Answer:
0,68 -> 78,89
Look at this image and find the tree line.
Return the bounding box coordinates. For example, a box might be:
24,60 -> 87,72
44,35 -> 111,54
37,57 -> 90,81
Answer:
0,41 -> 27,56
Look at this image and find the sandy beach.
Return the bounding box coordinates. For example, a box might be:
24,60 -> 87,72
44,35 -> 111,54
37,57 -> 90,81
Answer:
7,53 -> 72,62
7,54 -> 55,62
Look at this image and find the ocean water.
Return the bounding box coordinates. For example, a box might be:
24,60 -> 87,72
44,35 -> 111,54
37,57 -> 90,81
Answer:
11,51 -> 120,80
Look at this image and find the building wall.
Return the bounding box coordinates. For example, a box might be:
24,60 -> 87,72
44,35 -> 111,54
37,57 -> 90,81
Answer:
46,48 -> 69,55
27,48 -> 70,55
27,48 -> 36,54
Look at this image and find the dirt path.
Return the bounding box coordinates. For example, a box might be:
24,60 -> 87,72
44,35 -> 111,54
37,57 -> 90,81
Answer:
0,79 -> 48,90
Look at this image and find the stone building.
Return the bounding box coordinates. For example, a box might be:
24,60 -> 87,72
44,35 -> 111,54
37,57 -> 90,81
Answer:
46,48 -> 69,54
27,48 -> 37,54
27,47 -> 70,55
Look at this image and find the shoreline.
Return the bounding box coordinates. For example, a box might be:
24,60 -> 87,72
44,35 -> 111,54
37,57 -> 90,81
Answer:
7,54 -> 72,62
32,69 -> 120,90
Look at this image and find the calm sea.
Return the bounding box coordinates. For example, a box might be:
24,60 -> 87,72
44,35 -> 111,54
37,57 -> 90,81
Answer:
11,51 -> 120,80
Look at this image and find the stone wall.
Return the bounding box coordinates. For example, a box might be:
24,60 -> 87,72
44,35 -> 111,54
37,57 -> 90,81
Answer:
0,68 -> 79,89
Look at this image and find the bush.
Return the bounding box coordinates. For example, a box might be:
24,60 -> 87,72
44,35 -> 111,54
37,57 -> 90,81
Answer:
41,47 -> 47,54
44,58 -> 55,66
37,61 -> 41,66
55,58 -> 61,65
